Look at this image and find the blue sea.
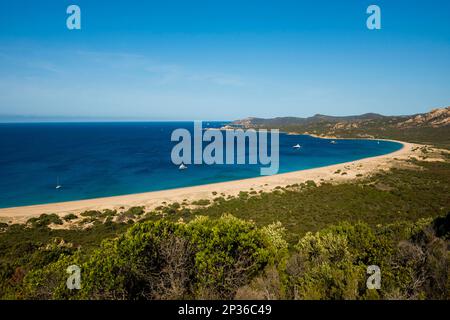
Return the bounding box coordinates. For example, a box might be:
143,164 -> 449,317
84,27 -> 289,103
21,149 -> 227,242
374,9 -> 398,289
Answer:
0,122 -> 402,208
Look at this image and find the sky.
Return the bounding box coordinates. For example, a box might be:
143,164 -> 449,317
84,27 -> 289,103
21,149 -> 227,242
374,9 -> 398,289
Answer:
0,0 -> 449,121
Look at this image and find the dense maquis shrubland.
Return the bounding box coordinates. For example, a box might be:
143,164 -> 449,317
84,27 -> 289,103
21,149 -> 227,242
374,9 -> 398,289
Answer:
1,107 -> 449,300
0,156 -> 449,300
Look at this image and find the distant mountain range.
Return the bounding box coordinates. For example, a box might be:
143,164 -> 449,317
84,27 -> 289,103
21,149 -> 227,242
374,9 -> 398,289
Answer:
232,107 -> 449,129
230,107 -> 450,148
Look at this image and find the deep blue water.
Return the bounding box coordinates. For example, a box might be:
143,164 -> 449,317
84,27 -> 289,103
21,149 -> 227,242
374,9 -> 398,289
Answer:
0,122 -> 402,208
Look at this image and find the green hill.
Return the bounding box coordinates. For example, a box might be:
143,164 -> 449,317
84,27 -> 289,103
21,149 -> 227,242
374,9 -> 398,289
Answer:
231,107 -> 450,148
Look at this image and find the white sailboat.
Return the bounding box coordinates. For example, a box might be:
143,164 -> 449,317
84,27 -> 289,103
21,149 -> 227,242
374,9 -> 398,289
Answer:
55,176 -> 62,189
330,140 -> 337,144
179,163 -> 188,170
293,144 -> 301,149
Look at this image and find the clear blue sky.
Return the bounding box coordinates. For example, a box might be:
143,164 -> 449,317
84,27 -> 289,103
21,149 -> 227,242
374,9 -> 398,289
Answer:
0,0 -> 449,120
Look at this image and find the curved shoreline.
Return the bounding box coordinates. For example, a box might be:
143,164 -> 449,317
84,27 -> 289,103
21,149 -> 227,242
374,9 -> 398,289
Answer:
0,138 -> 418,221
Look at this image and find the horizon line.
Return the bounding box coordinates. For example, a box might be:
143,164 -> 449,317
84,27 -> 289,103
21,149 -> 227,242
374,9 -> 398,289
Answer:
0,120 -> 232,124
0,105 -> 447,123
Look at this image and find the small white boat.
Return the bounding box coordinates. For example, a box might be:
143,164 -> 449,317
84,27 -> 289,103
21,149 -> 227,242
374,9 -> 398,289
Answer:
330,140 -> 337,144
179,164 -> 188,170
55,177 -> 62,189
293,144 -> 301,149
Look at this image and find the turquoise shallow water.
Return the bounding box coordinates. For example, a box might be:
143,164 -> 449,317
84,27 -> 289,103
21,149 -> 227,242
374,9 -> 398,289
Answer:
0,122 -> 402,208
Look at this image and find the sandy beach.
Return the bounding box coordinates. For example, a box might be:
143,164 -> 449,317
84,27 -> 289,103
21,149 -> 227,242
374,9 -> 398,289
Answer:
0,139 -> 429,223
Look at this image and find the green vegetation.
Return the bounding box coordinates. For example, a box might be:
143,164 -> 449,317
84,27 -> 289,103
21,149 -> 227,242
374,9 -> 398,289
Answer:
26,214 -> 63,228
191,199 -> 211,206
2,213 -> 448,300
147,157 -> 450,245
123,206 -> 145,217
278,122 -> 450,149
63,214 -> 78,222
232,108 -> 450,149
0,158 -> 449,299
